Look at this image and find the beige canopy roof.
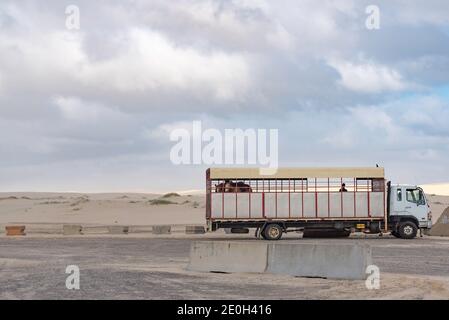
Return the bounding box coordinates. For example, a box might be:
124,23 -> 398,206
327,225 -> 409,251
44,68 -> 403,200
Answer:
209,167 -> 385,179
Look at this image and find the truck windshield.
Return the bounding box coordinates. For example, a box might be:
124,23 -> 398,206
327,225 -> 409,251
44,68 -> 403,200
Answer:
406,188 -> 425,205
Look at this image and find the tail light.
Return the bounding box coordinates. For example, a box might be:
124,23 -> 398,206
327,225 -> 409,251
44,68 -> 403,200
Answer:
428,211 -> 432,221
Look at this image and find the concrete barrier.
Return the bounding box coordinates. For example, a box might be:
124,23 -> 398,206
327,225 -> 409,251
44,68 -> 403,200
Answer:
188,241 -> 371,280
5,226 -> 26,236
63,224 -> 82,235
22,224 -> 62,235
266,243 -> 371,280
107,226 -> 129,234
185,225 -> 206,234
187,241 -> 268,273
152,225 -> 171,234
82,226 -> 109,234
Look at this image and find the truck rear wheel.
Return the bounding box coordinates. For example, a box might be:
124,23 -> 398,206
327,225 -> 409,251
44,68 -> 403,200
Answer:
398,221 -> 418,239
263,224 -> 283,240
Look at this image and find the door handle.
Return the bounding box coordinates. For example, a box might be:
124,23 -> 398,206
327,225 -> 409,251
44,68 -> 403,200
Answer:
405,206 -> 412,209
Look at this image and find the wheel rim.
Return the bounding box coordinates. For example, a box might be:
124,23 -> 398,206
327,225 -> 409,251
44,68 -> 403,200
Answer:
268,226 -> 280,238
403,225 -> 413,235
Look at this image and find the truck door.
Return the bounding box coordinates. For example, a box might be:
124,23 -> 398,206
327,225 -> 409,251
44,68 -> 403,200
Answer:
404,187 -> 429,227
390,186 -> 407,215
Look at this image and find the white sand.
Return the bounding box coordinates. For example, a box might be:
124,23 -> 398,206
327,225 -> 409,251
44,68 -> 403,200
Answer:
0,192 -> 205,226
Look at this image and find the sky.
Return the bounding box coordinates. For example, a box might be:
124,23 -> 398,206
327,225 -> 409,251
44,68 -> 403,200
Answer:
0,0 -> 449,193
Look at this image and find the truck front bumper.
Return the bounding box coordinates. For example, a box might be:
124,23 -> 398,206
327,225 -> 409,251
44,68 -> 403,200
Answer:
419,220 -> 432,229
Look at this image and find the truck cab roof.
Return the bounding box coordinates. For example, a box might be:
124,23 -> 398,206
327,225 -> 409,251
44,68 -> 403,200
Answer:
390,184 -> 420,189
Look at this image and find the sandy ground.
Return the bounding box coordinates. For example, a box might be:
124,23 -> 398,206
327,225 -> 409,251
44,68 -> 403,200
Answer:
0,192 -> 447,227
1,235 -> 449,299
0,192 -> 205,227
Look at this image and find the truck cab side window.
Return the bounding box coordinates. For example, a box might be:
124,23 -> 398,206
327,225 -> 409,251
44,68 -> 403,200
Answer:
397,189 -> 402,201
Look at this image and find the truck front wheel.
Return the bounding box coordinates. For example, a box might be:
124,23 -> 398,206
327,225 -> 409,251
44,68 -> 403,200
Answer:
263,224 -> 283,240
398,221 -> 418,239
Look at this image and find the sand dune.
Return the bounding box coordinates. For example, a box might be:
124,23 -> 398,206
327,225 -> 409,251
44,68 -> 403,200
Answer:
427,194 -> 449,224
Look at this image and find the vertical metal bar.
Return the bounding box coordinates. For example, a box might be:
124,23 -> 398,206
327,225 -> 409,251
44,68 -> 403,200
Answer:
249,179 -> 251,219
383,179 -> 387,232
315,177 -> 318,218
275,178 -> 278,218
328,177 -> 330,218
353,178 -> 357,217
367,179 -> 371,217
262,192 -> 265,218
341,177 -> 343,217
206,172 -> 211,220
288,178 -> 291,218
301,178 -> 304,218
235,178 -> 238,219
221,180 -> 226,218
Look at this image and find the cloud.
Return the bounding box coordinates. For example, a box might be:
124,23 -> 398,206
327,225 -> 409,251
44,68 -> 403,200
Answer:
327,59 -> 408,93
0,27 -> 251,105
77,28 -> 251,101
391,0 -> 449,26
143,120 -> 194,141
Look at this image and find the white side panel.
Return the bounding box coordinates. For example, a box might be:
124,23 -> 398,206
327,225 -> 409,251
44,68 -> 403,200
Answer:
237,193 -> 250,218
303,193 -> 316,218
356,193 -> 369,217
290,193 -> 303,218
223,193 -> 236,218
342,192 -> 355,217
264,193 -> 277,218
250,193 -> 263,218
370,192 -> 384,217
329,193 -> 342,217
276,193 -> 290,218
211,193 -> 223,218
317,193 -> 329,217
213,191 -> 384,220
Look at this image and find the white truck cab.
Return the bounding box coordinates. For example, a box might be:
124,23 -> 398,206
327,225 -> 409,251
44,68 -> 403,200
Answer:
389,184 -> 432,238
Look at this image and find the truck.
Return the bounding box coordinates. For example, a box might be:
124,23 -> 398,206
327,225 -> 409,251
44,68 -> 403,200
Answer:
206,167 -> 432,240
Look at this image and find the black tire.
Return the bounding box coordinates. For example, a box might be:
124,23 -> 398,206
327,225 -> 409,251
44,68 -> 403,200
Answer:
263,224 -> 283,240
398,221 -> 418,239
259,228 -> 267,239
